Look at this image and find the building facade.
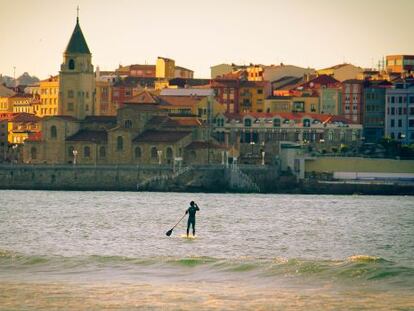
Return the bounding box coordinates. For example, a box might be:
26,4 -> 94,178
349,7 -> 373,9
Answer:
385,81 -> 414,144
341,79 -> 364,124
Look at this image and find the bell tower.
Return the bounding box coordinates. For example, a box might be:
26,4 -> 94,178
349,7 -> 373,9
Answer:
58,10 -> 95,119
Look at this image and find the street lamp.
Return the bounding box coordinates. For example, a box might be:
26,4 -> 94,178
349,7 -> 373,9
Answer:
72,149 -> 78,165
157,150 -> 163,165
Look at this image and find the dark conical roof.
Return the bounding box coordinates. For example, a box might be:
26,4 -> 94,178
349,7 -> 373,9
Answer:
65,17 -> 91,54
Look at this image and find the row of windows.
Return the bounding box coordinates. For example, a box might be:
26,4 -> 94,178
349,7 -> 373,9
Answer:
388,107 -> 414,115
68,90 -> 90,98
40,88 -> 58,95
42,98 -> 58,105
387,96 -> 414,104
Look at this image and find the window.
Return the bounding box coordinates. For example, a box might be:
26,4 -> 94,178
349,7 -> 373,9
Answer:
69,59 -> 75,70
166,147 -> 173,159
398,119 -> 402,127
391,119 -> 395,127
257,89 -> 263,94
124,120 -> 132,128
409,96 -> 414,104
244,118 -> 252,127
398,96 -> 403,104
391,107 -> 395,115
116,136 -> 123,151
398,107 -> 402,115
99,146 -> 106,158
273,118 -> 280,127
151,147 -> 157,159
410,107 -> 414,115
134,146 -> 142,158
67,102 -> 74,111
68,90 -> 74,98
409,119 -> 414,128
30,147 -> 37,160
84,146 -> 90,158
391,96 -> 395,103
303,119 -> 311,127
50,125 -> 57,139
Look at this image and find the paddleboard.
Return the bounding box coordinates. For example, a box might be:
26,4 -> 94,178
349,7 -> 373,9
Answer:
180,234 -> 197,239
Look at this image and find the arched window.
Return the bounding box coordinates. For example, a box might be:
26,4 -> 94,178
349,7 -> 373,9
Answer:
84,146 -> 90,158
190,150 -> 196,159
99,146 -> 106,158
116,136 -> 123,151
273,118 -> 281,127
69,59 -> 75,70
124,120 -> 132,128
244,118 -> 252,127
303,119 -> 311,127
30,147 -> 37,160
50,125 -> 57,139
134,146 -> 142,158
151,147 -> 157,159
166,147 -> 173,159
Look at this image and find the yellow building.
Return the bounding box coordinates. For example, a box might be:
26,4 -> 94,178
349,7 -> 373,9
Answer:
239,81 -> 267,113
246,65 -> 264,81
265,96 -> 320,113
156,57 -> 175,79
12,94 -> 35,114
37,76 -> 59,117
0,113 -> 41,145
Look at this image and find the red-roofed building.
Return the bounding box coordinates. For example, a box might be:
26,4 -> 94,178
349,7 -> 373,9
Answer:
213,111 -> 362,164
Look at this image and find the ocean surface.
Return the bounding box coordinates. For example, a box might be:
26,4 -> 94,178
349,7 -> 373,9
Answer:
0,190 -> 413,310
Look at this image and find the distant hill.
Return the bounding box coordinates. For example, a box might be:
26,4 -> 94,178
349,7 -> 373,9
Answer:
0,72 -> 39,87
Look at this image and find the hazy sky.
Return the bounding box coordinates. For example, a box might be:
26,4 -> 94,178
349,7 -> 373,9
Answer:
1,0 -> 414,79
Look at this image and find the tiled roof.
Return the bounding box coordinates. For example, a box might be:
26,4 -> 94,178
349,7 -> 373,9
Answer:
159,95 -> 201,107
164,118 -> 202,127
65,18 -> 90,54
185,141 -> 227,150
11,113 -> 41,123
133,130 -> 191,143
66,130 -> 108,142
299,75 -> 340,88
124,90 -> 160,104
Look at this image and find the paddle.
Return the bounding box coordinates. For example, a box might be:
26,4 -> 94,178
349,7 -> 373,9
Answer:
166,213 -> 186,237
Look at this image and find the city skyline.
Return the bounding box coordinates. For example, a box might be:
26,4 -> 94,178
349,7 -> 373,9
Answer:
1,0 -> 414,79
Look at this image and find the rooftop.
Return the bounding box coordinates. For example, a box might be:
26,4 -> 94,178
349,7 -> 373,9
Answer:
65,17 -> 90,54
133,130 -> 191,143
66,130 -> 108,143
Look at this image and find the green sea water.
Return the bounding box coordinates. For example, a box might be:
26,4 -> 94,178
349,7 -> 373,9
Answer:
0,190 -> 413,310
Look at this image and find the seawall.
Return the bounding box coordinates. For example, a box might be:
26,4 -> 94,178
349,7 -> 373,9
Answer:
0,164 -> 413,195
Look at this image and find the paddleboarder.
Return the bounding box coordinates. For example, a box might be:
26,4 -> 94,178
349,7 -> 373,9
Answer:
186,201 -> 199,237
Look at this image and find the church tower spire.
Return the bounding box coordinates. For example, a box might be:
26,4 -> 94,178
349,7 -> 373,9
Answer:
58,11 -> 95,119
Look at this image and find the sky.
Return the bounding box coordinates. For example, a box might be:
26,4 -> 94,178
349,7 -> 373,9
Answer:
1,0 -> 414,79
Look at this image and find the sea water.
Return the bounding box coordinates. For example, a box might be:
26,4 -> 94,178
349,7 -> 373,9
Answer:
0,190 -> 413,310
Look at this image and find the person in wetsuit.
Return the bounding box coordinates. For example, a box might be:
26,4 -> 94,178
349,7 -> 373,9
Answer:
186,201 -> 199,237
